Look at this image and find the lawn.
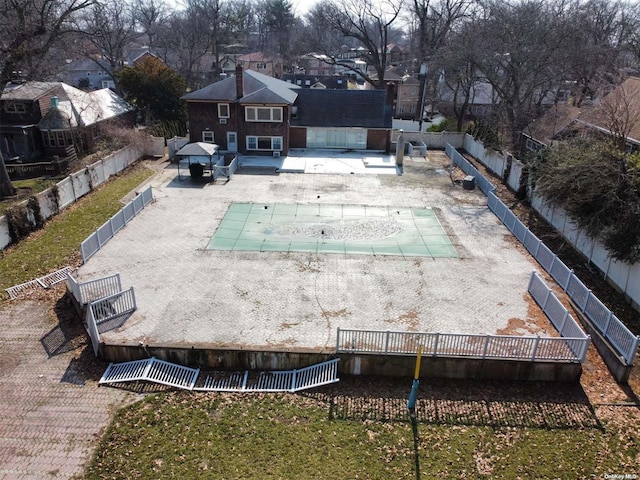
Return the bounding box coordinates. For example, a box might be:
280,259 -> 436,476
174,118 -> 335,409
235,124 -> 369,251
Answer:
85,383 -> 640,480
0,177 -> 60,216
0,165 -> 153,293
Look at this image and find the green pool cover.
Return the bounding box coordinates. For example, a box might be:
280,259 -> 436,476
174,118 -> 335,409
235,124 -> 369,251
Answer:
207,203 -> 457,258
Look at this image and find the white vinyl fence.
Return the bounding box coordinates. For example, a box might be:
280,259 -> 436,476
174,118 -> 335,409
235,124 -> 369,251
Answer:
0,144 -> 146,251
446,144 -> 640,365
455,134 -> 640,317
80,186 -> 153,263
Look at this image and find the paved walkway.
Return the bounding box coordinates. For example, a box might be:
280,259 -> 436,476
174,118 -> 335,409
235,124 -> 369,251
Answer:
0,296 -> 135,479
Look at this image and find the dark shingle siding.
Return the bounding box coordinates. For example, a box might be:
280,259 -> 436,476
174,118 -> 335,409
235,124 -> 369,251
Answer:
291,89 -> 391,128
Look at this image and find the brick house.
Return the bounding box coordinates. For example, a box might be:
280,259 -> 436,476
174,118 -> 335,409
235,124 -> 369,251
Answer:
182,66 -> 393,156
0,81 -> 133,162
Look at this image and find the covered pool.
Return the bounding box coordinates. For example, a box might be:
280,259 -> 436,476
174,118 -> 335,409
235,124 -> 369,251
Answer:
207,203 -> 458,257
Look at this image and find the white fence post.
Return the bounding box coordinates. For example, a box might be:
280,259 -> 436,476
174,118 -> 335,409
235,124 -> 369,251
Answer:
531,336 -> 540,360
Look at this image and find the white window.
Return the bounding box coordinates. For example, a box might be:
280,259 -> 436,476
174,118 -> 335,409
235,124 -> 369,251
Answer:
246,136 -> 283,151
202,131 -> 214,143
218,103 -> 229,118
101,80 -> 115,89
305,80 -> 311,86
245,106 -> 282,123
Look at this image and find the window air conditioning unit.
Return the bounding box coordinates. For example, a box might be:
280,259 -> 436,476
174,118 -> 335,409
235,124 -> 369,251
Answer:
220,118 -> 227,124
273,150 -> 281,158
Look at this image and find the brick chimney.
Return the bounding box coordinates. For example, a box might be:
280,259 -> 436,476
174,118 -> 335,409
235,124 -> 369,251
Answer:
235,65 -> 243,99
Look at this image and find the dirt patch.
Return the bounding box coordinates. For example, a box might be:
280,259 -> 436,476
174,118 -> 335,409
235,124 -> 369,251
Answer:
384,308 -> 420,330
321,308 -> 350,318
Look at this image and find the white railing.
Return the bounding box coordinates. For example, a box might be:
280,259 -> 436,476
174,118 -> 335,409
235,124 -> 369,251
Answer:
66,272 -> 122,305
1,144 -> 145,251
100,358 -> 340,393
86,306 -> 101,356
70,272 -> 136,357
336,328 -> 587,362
88,287 -> 137,325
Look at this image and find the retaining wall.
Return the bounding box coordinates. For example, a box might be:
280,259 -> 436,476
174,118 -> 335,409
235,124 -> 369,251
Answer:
99,344 -> 582,382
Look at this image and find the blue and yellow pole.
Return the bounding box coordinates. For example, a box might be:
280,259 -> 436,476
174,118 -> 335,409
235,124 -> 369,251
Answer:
407,347 -> 423,415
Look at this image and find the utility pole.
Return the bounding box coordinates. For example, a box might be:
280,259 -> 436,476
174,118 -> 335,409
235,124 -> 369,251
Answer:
415,63 -> 428,132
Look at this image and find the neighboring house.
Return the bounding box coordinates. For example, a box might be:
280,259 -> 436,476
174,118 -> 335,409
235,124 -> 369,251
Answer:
126,47 -> 162,67
385,44 -> 406,66
0,81 -> 133,162
573,76 -> 640,151
521,76 -> 640,154
282,74 -> 350,90
521,103 -> 586,154
181,66 -> 392,156
62,58 -> 116,90
437,78 -> 496,118
296,54 -> 338,76
236,52 -> 284,78
395,75 -> 421,119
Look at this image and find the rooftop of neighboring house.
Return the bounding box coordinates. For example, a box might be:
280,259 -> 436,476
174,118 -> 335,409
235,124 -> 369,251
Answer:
1,81 -> 59,101
126,47 -> 161,66
282,74 -> 349,89
34,83 -> 132,129
290,88 -> 392,128
524,76 -> 640,147
575,75 -> 640,145
524,103 -> 587,146
182,68 -> 299,104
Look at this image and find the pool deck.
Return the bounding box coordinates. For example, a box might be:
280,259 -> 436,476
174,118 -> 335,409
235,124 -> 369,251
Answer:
78,150 -> 551,353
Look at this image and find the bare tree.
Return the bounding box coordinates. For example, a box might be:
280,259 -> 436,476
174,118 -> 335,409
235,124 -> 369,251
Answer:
594,76 -> 640,150
563,0 -> 633,107
464,0 -> 572,150
409,0 -> 472,61
0,0 -> 95,198
307,0 -> 403,89
133,0 -> 171,50
163,0 -> 215,90
78,0 -> 139,93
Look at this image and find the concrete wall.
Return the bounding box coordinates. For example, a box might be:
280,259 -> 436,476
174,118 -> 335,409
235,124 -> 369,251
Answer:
0,143 -> 145,251
100,345 -> 582,382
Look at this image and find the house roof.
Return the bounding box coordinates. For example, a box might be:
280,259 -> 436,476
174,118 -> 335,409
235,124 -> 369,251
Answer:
1,81 -> 60,101
575,76 -> 640,145
282,74 -> 349,90
182,69 -> 299,104
38,83 -> 133,129
524,103 -> 586,146
291,89 -> 392,128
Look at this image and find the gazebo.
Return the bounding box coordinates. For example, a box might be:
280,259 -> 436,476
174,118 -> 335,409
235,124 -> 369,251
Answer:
176,142 -> 219,180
